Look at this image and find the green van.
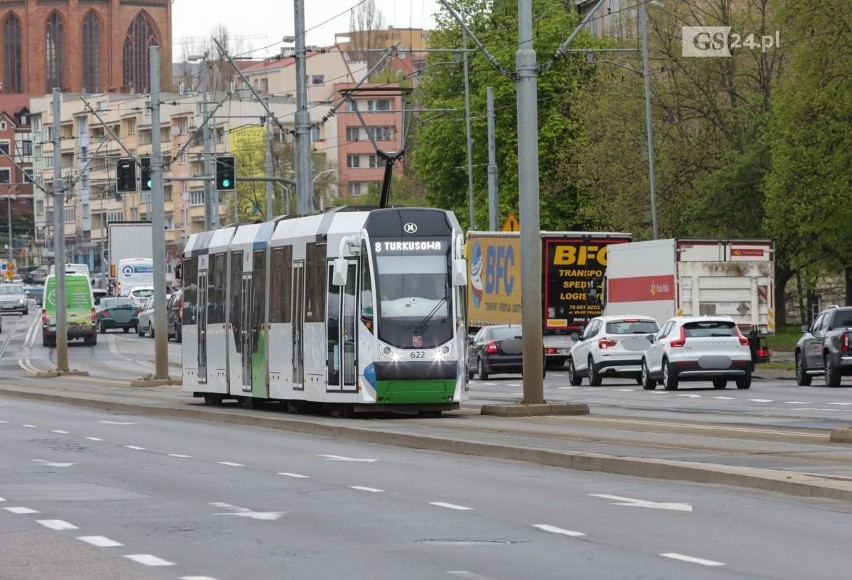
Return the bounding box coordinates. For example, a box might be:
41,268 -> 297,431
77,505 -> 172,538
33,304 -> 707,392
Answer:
42,272 -> 97,347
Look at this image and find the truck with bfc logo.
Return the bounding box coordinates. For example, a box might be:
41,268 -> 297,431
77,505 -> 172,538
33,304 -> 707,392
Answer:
466,231 -> 632,367
604,238 -> 775,339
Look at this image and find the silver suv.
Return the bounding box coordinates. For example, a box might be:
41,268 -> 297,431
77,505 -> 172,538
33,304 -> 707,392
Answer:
0,283 -> 28,315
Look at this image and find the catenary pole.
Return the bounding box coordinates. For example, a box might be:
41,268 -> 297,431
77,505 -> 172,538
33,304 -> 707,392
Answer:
639,1 -> 659,239
487,87 -> 498,231
463,33 -> 475,230
294,0 -> 314,215
52,88 -> 69,372
150,46 -> 169,380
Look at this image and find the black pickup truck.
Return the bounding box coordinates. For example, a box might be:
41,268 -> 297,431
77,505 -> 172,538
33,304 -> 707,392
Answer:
795,305 -> 852,387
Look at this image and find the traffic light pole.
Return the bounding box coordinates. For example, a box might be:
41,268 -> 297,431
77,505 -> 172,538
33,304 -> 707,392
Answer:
52,88 -> 69,373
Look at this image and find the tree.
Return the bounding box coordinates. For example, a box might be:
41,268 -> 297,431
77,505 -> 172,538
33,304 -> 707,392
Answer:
348,0 -> 386,69
765,0 -> 852,315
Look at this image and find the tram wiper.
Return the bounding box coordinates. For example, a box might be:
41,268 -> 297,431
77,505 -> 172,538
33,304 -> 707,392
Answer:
414,297 -> 447,333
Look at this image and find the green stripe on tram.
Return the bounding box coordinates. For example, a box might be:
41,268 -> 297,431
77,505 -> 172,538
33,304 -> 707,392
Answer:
251,329 -> 267,398
375,379 -> 456,404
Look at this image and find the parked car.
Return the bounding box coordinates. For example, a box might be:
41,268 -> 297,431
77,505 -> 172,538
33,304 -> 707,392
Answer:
567,315 -> 659,386
167,289 -> 183,342
137,295 -> 171,338
467,324 -> 545,380
0,283 -> 29,315
23,286 -> 43,307
95,297 -> 139,334
795,305 -> 852,387
126,286 -> 154,308
641,316 -> 752,390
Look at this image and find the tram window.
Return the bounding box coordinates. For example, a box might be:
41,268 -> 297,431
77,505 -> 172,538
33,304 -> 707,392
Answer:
208,253 -> 226,324
305,243 -> 326,323
360,244 -> 373,322
252,250 -> 266,351
183,257 -> 198,323
230,251 -> 243,346
270,246 -> 291,323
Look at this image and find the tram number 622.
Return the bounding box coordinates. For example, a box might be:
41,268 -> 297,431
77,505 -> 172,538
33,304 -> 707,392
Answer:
410,351 -> 426,359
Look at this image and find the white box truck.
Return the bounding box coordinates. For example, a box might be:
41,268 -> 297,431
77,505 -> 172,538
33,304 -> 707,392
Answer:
604,238 -> 775,341
107,221 -> 153,286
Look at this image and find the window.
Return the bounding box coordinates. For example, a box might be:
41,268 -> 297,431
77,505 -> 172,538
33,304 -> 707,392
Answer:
347,154 -> 360,168
46,12 -> 65,91
20,140 -> 32,156
311,74 -> 324,85
190,190 -> 204,206
255,77 -> 269,95
269,246 -> 292,323
367,99 -> 391,111
366,126 -> 394,141
346,127 -> 359,142
64,207 -> 75,223
0,169 -> 9,183
368,155 -> 382,168
82,12 -> 101,93
311,126 -> 322,141
122,13 -> 157,93
305,242 -> 326,323
347,181 -> 367,196
3,15 -> 22,93
107,211 -> 124,222
125,118 -> 137,135
177,117 -> 188,136
36,200 -> 44,215
0,142 -> 9,155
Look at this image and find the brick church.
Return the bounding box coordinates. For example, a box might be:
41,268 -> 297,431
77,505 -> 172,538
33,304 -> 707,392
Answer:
0,0 -> 172,95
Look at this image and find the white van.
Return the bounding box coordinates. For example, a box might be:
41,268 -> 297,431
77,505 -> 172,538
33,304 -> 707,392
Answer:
116,258 -> 154,297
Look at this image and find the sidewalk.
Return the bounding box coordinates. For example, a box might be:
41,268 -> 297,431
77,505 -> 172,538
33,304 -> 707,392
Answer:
1,370 -> 851,503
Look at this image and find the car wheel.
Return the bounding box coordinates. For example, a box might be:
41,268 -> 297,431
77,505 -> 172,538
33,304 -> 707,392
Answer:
662,359 -> 679,390
567,357 -> 582,386
736,371 -> 752,390
641,360 -> 656,390
99,323 -> 106,334
795,351 -> 812,386
123,327 -> 130,333
587,356 -> 602,386
477,357 -> 489,380
137,324 -> 144,337
23,308 -> 28,315
712,377 -> 728,389
149,322 -> 155,338
825,353 -> 841,388
176,327 -> 182,343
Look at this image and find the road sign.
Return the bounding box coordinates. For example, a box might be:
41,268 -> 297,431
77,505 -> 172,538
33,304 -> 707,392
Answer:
501,212 -> 519,232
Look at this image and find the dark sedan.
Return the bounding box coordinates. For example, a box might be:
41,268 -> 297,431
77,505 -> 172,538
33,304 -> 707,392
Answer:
23,286 -> 43,307
96,297 -> 139,333
468,324 -> 545,380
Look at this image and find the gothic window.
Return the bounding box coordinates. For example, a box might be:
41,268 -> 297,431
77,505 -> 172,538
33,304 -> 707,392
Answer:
123,13 -> 159,93
82,12 -> 101,94
45,12 -> 65,91
3,15 -> 22,93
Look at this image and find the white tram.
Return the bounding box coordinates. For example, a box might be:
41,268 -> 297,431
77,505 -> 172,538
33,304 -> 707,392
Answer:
181,207 -> 468,414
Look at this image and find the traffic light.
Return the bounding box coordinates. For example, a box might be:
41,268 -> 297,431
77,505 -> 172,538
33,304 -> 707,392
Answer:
215,155 -> 236,190
116,158 -> 136,192
140,156 -> 152,191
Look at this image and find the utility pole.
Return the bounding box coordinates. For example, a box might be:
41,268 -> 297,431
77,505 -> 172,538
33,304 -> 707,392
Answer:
199,57 -> 216,229
463,34 -> 475,230
294,0 -> 314,215
639,1 -> 659,240
265,96 -> 273,220
52,88 -> 69,372
487,87 -> 498,231
149,45 -> 169,380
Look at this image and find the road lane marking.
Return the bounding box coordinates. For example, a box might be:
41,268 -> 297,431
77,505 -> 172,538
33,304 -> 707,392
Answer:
5,507 -> 39,514
33,460 -> 75,467
125,554 -> 175,566
590,494 -> 692,512
349,486 -> 384,493
100,420 -> 136,425
217,461 -> 243,467
712,396 -> 736,400
51,430 -> 69,434
85,437 -> 103,441
210,502 -> 285,521
78,536 -> 123,547
22,424 -> 36,428
430,502 -> 472,511
277,472 -> 309,478
786,401 -> 812,404
37,520 -> 78,531
661,553 -> 724,566
124,445 -> 146,451
828,402 -> 852,405
749,399 -> 774,403
317,454 -> 377,462
168,454 -> 192,458
533,524 -> 585,537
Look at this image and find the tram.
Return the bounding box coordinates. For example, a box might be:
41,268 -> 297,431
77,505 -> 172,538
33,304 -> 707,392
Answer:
181,207 -> 468,415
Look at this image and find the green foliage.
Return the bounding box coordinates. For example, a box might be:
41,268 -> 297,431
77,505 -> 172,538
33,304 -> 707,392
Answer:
765,325 -> 804,353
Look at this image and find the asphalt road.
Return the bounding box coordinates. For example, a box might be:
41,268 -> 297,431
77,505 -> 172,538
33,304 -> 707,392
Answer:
2,397 -> 852,580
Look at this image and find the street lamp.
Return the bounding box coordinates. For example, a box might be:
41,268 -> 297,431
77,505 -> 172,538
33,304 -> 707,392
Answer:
312,168 -> 336,211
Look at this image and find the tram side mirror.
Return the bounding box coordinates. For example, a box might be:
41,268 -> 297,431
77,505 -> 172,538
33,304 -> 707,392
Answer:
332,257 -> 348,286
452,259 -> 467,287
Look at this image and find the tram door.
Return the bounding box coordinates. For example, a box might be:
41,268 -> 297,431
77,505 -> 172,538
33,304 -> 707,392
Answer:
240,274 -> 253,392
327,260 -> 358,392
291,261 -> 305,390
197,268 -> 209,384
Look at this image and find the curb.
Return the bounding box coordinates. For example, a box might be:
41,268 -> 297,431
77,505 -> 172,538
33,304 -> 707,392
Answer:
481,402 -> 590,417
829,428 -> 852,443
1,383 -> 851,502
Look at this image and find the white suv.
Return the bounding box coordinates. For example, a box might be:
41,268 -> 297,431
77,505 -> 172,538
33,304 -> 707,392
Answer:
641,316 -> 752,391
568,315 -> 659,386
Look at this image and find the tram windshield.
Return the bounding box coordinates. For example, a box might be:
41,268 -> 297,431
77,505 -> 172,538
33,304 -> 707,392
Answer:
373,251 -> 453,348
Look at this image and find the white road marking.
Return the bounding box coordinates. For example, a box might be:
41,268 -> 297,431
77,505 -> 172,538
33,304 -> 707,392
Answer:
0,420 -> 7,423
615,389 -> 636,392
181,577 -> 220,580
37,520 -> 78,531
124,554 -> 175,566
712,396 -> 736,400
533,524 -> 585,537
124,445 -> 146,451
828,402 -> 852,405
277,472 -> 309,478
786,401 -> 813,404
430,502 -> 472,511
77,536 -> 124,547
349,486 -> 384,493
5,507 -> 39,514
217,461 -> 243,467
33,460 -> 75,467
85,437 -> 103,441
100,420 -> 136,425
661,553 -> 724,566
590,494 -> 692,512
557,386 -> 578,390
168,454 -> 192,458
317,454 -> 377,462
677,394 -> 702,398
22,424 -> 37,428
51,430 -> 69,434
749,399 -> 774,403
210,502 -> 285,521
0,497 -> 5,502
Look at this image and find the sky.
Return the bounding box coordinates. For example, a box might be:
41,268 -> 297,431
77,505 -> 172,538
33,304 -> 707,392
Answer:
171,0 -> 442,59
